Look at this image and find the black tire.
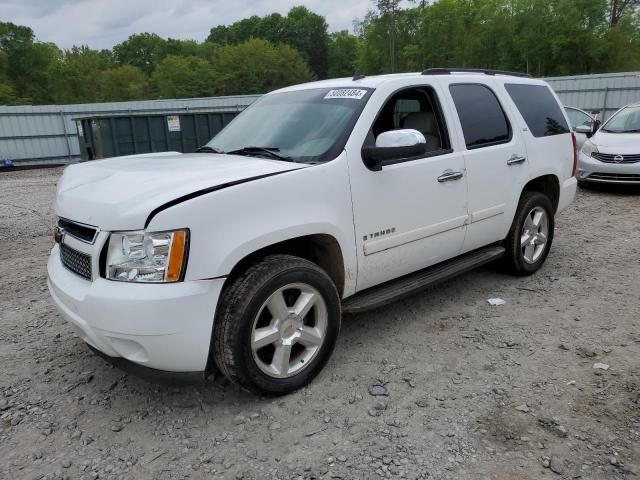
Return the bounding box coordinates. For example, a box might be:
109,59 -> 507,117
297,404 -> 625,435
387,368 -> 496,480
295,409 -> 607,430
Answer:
502,191 -> 555,276
212,255 -> 341,395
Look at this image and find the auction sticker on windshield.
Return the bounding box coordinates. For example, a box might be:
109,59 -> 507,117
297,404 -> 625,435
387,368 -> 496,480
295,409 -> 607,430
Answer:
324,89 -> 368,100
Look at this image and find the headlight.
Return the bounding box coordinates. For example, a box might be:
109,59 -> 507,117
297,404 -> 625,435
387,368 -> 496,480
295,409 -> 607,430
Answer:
581,139 -> 599,157
106,229 -> 188,283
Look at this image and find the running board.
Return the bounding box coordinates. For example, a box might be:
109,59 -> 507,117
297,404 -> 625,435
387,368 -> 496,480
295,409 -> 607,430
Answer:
342,245 -> 505,314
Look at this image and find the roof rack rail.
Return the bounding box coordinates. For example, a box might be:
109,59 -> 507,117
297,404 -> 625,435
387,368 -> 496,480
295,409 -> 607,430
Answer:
421,68 -> 531,78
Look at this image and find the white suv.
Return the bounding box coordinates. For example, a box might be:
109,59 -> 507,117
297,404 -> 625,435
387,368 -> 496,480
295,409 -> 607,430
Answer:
48,69 -> 577,394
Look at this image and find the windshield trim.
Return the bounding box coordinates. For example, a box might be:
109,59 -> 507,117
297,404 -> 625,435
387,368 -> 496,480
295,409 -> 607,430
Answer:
206,87 -> 375,164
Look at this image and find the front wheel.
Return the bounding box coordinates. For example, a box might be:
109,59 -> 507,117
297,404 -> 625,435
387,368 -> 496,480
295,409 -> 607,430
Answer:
502,192 -> 555,276
213,255 -> 341,395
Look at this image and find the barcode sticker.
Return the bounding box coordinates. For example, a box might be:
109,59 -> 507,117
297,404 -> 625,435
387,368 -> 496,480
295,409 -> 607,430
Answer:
324,89 -> 368,100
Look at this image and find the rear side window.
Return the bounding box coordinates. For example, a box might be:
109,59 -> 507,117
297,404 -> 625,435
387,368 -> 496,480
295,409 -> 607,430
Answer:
449,84 -> 511,149
505,84 -> 570,137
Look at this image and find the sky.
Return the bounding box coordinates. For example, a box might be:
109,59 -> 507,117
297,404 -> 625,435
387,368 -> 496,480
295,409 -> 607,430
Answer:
1,0 -> 374,49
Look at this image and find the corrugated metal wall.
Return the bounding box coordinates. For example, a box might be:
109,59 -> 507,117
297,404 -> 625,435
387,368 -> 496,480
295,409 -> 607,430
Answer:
0,95 -> 260,166
546,71 -> 640,120
2,72 -> 640,167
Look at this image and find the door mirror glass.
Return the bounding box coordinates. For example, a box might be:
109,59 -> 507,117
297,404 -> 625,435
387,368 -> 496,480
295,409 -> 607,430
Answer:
362,129 -> 427,171
575,124 -> 593,134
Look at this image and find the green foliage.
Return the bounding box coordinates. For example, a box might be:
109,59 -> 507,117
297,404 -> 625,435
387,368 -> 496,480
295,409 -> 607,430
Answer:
328,31 -> 360,77
49,46 -> 113,103
2,2 -> 640,106
99,65 -> 148,101
355,0 -> 640,77
212,39 -> 315,95
151,55 -> 217,98
0,22 -> 59,104
207,7 -> 330,78
113,33 -> 167,76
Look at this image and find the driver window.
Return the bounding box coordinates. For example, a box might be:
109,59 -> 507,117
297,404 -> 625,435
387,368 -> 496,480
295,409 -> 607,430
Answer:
370,87 -> 450,153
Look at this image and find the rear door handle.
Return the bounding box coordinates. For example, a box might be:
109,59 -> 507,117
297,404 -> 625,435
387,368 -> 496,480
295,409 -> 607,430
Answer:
507,154 -> 527,166
437,169 -> 464,182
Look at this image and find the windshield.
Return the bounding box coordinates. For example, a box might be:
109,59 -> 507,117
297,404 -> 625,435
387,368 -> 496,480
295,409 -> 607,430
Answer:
206,87 -> 373,163
601,105 -> 640,133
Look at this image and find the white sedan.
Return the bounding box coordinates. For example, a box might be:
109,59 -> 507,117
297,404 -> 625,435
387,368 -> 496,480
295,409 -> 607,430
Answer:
576,102 -> 640,185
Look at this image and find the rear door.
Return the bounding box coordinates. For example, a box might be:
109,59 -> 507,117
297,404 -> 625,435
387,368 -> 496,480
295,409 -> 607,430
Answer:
440,78 -> 530,253
502,81 -> 574,191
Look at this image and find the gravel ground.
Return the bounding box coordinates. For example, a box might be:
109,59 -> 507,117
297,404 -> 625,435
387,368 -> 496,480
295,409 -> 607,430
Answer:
1,167 -> 639,480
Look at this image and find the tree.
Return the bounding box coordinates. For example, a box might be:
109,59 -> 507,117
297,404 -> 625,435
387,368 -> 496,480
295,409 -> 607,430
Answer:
211,39 -> 314,95
0,49 -> 15,103
375,0 -> 402,72
328,31 -> 359,77
609,0 -> 640,25
206,7 -> 330,78
100,65 -> 148,101
0,22 -> 59,104
113,33 -> 167,75
49,46 -> 113,103
151,55 -> 217,98
281,7 -> 330,78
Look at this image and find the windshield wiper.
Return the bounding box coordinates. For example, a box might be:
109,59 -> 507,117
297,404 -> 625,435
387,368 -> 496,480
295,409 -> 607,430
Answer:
195,145 -> 223,153
226,146 -> 295,162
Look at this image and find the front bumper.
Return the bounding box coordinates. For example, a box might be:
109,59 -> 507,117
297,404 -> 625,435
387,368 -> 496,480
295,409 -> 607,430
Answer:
47,245 -> 225,373
577,151 -> 640,184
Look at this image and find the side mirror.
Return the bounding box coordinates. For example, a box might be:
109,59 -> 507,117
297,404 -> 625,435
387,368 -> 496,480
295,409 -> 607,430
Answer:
575,125 -> 592,134
362,129 -> 427,171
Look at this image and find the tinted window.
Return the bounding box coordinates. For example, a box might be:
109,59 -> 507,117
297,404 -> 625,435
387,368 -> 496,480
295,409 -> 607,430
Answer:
505,84 -> 570,137
450,84 -> 511,149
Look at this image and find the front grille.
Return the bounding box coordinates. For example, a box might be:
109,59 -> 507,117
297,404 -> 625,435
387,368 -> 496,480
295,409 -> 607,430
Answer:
60,243 -> 92,280
58,218 -> 98,243
592,152 -> 640,164
589,172 -> 640,183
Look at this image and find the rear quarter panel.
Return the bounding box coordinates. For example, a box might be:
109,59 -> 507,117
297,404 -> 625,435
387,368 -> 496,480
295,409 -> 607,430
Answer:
494,78 -> 574,186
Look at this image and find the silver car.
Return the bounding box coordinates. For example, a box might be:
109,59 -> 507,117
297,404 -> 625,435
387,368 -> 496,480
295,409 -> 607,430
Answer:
576,102 -> 640,185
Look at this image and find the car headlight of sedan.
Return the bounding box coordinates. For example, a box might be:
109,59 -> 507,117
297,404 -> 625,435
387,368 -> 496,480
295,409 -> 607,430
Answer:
581,139 -> 599,157
106,229 -> 188,283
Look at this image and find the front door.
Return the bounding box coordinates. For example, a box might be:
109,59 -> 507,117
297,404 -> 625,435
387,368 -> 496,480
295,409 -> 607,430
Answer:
347,83 -> 469,291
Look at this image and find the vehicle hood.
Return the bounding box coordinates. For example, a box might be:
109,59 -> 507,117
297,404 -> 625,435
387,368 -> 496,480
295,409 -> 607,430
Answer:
55,152 -> 307,230
592,131 -> 640,153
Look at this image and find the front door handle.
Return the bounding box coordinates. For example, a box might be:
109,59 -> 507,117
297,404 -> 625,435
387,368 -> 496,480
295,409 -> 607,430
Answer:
437,169 -> 464,182
507,154 -> 527,166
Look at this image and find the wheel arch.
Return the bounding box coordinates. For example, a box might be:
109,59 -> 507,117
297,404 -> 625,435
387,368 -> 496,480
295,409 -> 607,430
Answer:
521,174 -> 560,213
223,233 -> 347,298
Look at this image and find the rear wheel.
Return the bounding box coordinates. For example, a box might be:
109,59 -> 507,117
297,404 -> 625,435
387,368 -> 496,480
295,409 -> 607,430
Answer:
213,255 -> 341,395
502,192 -> 554,275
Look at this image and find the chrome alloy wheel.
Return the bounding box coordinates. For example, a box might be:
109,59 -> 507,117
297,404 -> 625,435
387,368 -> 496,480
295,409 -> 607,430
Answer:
520,206 -> 549,264
250,283 -> 328,379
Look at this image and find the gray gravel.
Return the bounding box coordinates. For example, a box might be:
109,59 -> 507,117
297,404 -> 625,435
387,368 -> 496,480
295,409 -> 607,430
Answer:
1,167 -> 639,480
